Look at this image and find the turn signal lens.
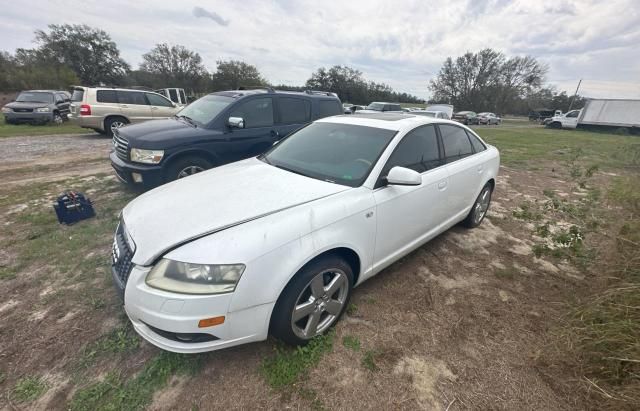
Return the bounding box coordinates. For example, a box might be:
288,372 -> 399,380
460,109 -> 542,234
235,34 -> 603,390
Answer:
198,316 -> 225,328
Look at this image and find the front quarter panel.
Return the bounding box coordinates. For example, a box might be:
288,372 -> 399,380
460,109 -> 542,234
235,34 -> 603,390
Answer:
163,187 -> 376,313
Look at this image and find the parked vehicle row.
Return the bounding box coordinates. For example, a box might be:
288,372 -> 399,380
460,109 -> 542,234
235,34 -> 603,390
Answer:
112,112 -> 500,353
452,111 -> 501,126
1,90 -> 71,125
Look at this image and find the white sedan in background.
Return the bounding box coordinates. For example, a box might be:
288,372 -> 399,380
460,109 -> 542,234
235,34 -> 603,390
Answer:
111,113 -> 500,353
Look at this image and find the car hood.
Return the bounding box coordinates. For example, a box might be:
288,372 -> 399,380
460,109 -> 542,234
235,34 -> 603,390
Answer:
118,118 -> 220,147
5,101 -> 49,109
123,157 -> 350,265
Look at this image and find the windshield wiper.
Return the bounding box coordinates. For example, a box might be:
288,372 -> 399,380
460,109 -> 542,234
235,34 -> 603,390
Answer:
175,115 -> 197,127
273,164 -> 309,178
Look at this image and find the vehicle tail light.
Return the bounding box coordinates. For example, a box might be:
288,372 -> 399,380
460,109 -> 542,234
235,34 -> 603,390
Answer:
80,104 -> 91,116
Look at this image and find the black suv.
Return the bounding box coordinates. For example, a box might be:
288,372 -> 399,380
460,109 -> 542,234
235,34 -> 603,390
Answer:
110,88 -> 342,188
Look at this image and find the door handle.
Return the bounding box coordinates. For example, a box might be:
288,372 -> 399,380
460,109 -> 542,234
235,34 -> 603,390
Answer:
271,130 -> 280,138
120,104 -> 128,108
437,181 -> 447,190
151,106 -> 158,110
477,165 -> 484,173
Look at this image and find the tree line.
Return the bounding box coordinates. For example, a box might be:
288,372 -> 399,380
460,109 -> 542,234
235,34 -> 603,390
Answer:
0,24 -> 422,103
428,48 -> 585,114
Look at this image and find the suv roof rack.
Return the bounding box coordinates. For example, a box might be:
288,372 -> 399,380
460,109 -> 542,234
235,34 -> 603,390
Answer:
304,90 -> 338,97
236,86 -> 275,93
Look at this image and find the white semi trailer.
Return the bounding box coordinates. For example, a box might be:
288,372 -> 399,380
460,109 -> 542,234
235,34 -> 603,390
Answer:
547,98 -> 640,133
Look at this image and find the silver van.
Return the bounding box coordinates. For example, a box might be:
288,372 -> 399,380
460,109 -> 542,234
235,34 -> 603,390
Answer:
69,87 -> 181,136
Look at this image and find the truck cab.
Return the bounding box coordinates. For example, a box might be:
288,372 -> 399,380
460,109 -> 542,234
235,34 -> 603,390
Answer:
547,109 -> 581,129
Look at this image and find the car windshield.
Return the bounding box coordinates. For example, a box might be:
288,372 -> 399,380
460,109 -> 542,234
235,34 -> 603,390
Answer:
176,94 -> 234,126
16,92 -> 53,104
365,102 -> 385,111
263,122 -> 396,187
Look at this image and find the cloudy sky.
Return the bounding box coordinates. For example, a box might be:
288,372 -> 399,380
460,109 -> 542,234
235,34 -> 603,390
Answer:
1,0 -> 639,99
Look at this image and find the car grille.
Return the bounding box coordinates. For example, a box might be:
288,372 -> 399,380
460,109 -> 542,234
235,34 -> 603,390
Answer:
112,221 -> 134,286
13,108 -> 33,113
113,130 -> 129,162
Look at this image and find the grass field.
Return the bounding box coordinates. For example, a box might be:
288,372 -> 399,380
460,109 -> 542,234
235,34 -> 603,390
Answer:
0,115 -> 88,138
0,124 -> 639,409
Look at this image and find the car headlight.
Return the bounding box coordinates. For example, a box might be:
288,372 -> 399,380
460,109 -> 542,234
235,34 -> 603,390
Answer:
146,259 -> 245,294
130,148 -> 164,164
35,107 -> 50,112
1,107 -> 11,113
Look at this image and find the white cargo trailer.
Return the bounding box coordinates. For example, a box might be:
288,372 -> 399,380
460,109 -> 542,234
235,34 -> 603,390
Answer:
547,98 -> 640,133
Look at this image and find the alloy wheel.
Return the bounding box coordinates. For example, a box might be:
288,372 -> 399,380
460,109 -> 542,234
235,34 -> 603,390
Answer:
473,187 -> 491,224
177,165 -> 205,179
110,121 -> 126,133
291,269 -> 349,340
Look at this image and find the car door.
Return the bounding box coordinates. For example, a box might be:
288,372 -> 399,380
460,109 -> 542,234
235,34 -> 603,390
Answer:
223,97 -> 278,161
438,124 -> 488,218
372,125 -> 449,269
276,96 -> 312,138
145,93 -> 177,119
563,110 -> 580,128
117,91 -> 153,124
54,93 -> 70,117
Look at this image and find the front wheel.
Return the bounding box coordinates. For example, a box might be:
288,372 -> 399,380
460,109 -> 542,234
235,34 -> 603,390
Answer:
166,156 -> 213,182
271,256 -> 353,345
463,183 -> 493,228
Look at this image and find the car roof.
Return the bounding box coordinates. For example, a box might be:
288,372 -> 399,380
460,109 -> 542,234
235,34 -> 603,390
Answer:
20,90 -> 58,93
317,113 -> 464,131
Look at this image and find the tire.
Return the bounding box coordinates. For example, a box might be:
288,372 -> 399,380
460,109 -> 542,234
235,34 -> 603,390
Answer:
104,116 -> 129,137
463,183 -> 493,228
166,156 -> 213,182
270,255 -> 354,346
52,112 -> 63,125
548,122 -> 561,129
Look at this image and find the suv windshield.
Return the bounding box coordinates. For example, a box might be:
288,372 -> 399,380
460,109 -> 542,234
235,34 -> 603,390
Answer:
365,103 -> 385,111
176,94 -> 234,126
16,92 -> 53,104
263,122 -> 396,187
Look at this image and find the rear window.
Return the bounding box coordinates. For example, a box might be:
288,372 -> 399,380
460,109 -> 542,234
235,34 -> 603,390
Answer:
96,90 -> 118,104
279,97 -> 311,124
317,100 -> 342,118
70,90 -> 84,102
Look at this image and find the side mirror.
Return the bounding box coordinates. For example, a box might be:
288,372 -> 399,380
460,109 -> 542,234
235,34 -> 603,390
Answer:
228,117 -> 245,129
386,166 -> 422,186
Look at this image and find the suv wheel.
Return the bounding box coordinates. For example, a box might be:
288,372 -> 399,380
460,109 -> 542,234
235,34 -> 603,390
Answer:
271,255 -> 353,345
167,156 -> 213,182
52,112 -> 63,125
105,117 -> 128,137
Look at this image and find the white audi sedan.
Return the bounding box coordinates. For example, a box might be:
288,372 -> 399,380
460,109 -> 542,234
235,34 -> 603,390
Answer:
111,113 -> 499,353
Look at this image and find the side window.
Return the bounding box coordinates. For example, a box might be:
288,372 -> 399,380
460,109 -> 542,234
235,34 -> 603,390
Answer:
230,97 -> 274,128
466,130 -> 486,153
279,97 -> 311,124
317,100 -> 342,118
439,124 -> 474,162
566,111 -> 579,118
117,91 -> 148,105
381,125 -> 440,178
179,89 -> 186,104
146,93 -> 173,107
54,93 -> 64,104
96,90 -> 118,104
168,89 -> 178,103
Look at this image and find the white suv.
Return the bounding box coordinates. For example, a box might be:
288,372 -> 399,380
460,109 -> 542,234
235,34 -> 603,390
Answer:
69,87 -> 181,136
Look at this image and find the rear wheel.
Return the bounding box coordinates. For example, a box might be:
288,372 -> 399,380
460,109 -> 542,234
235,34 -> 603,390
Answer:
463,183 -> 493,228
105,116 -> 128,137
271,255 -> 353,345
167,156 -> 213,182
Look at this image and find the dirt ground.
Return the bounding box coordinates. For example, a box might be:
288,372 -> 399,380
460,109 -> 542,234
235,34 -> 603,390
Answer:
0,129 -> 629,410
